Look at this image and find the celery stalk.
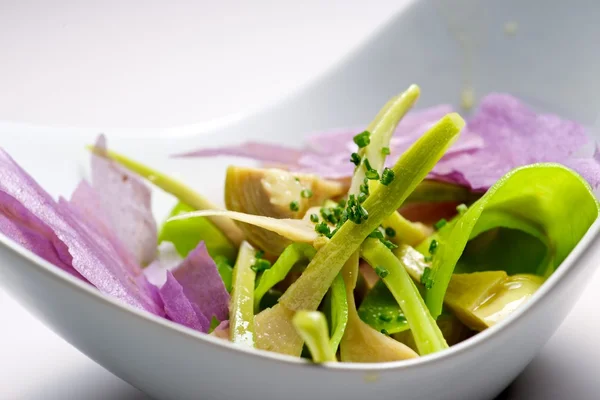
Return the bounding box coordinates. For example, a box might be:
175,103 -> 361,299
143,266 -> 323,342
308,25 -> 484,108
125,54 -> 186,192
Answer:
360,238 -> 447,355
229,241 -> 257,346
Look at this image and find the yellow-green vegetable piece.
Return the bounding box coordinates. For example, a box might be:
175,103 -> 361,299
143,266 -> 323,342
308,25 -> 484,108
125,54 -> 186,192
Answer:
425,164 -> 600,318
225,166 -> 346,255
339,252 -> 419,362
292,311 -> 337,363
158,201 -> 237,262
254,112 -> 464,356
169,210 -> 318,244
229,241 -> 257,346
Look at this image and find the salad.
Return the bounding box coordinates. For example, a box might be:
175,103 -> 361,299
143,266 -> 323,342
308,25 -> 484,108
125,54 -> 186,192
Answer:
1,85 -> 599,363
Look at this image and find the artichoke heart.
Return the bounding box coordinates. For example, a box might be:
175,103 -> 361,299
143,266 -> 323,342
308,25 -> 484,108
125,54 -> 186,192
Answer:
225,166 -> 346,255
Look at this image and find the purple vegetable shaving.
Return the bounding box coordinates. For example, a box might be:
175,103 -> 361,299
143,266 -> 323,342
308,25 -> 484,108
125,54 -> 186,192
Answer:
0,148 -> 163,315
175,94 -> 600,190
160,271 -> 210,332
172,242 -> 230,322
91,135 -> 158,266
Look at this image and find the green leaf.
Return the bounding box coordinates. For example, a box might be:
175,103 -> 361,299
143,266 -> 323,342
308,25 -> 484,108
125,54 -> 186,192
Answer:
214,256 -> 233,292
253,243 -> 316,312
358,280 -> 409,335
159,202 -> 237,262
425,164 -> 600,318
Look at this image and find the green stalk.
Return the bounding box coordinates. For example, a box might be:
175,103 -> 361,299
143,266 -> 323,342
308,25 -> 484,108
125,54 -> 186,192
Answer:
87,146 -> 244,247
279,113 -> 465,311
253,243 -> 316,312
361,238 -> 447,355
229,241 -> 257,346
292,311 -> 337,363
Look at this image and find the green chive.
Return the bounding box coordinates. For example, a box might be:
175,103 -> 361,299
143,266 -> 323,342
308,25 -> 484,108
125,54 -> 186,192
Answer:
381,147 -> 391,155
365,169 -> 380,180
378,314 -> 393,322
381,239 -> 397,250
433,218 -> 447,230
385,227 -> 396,237
429,239 -> 438,254
375,266 -> 389,278
255,250 -> 264,259
290,200 -> 300,212
251,258 -> 272,273
368,229 -> 384,239
301,189 -> 313,198
380,329 -> 390,335
421,266 -> 433,289
350,152 -> 361,166
357,192 -> 368,204
315,222 -> 331,236
310,214 -> 319,223
353,130 -> 371,148
380,168 -> 395,186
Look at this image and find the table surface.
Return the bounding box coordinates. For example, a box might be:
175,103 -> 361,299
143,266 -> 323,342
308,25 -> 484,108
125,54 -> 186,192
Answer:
1,2 -> 600,399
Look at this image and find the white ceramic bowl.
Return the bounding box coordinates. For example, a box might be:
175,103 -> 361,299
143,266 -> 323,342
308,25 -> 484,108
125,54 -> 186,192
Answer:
1,1 -> 600,399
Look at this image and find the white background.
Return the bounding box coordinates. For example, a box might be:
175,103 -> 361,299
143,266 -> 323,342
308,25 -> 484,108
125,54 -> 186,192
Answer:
1,1 -> 599,399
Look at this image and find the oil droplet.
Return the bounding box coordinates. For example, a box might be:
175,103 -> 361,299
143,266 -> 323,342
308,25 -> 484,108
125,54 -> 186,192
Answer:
364,373 -> 380,383
504,21 -> 518,36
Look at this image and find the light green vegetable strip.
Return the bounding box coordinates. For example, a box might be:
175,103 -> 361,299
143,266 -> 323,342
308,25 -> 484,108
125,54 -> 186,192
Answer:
253,243 -> 316,312
425,163 -> 600,318
292,311 -> 337,363
361,238 -> 447,355
279,113 -> 464,312
327,273 -> 348,354
87,146 -> 244,246
159,201 -> 237,262
230,241 -> 257,346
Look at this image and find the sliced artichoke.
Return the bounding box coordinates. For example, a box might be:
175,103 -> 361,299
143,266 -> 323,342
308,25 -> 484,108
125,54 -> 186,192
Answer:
225,166 -> 346,255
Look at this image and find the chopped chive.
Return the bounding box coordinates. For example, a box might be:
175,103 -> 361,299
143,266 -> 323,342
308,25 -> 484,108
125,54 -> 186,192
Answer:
289,200 -> 300,212
428,239 -> 438,254
294,177 -> 300,182
357,192 -> 368,204
368,229 -> 384,239
385,227 -> 396,238
378,314 -> 393,322
433,218 -> 447,230
380,329 -> 390,335
363,158 -> 373,171
380,168 -> 395,186
375,265 -> 389,278
301,189 -> 313,198
381,239 -> 397,250
310,213 -> 319,223
255,250 -> 264,259
315,222 -> 331,236
350,152 -> 361,166
457,203 -> 468,215
251,258 -> 272,273
365,169 -> 380,180
421,266 -> 433,289
338,198 -> 346,207
353,130 -> 371,148
381,147 -> 391,155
